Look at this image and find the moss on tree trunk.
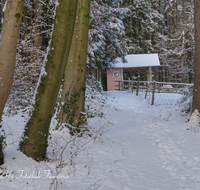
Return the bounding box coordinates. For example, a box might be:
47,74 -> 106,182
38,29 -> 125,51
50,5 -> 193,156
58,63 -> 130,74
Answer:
20,0 -> 79,160
61,0 -> 91,132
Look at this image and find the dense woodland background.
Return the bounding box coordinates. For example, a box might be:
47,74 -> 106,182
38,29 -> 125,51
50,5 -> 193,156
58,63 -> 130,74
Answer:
0,0 -> 195,109
123,0 -> 194,84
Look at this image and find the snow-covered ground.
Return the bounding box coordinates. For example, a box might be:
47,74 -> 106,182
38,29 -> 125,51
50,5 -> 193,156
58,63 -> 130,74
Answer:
1,90 -> 200,190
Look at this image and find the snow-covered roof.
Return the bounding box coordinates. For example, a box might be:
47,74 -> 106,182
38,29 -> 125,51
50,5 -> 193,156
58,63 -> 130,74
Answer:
112,54 -> 161,68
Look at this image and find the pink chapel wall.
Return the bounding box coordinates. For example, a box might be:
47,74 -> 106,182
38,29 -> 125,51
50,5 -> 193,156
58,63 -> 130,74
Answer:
107,68 -> 123,91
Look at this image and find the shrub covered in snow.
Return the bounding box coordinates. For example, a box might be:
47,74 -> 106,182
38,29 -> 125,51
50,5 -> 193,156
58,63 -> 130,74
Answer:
189,109 -> 200,132
178,85 -> 193,112
85,75 -> 108,118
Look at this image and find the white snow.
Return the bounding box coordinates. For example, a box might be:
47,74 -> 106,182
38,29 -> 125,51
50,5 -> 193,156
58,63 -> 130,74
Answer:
189,109 -> 200,133
113,54 -> 161,68
1,90 -> 200,190
2,0 -> 7,13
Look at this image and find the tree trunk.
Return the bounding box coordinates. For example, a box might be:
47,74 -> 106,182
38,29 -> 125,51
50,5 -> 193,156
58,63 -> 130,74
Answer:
101,70 -> 107,91
61,0 -> 90,132
33,0 -> 42,48
192,0 -> 200,112
0,0 -> 24,165
0,0 -> 25,120
20,0 -> 79,160
33,0 -> 42,63
180,0 -> 186,83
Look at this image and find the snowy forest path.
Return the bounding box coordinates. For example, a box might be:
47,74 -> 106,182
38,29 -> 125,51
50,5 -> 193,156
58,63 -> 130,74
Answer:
1,91 -> 200,190
93,91 -> 200,190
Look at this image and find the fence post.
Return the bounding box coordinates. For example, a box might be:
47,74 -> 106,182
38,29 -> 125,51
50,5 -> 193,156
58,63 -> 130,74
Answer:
136,75 -> 140,96
145,83 -> 149,99
128,78 -> 130,91
151,81 -> 155,105
131,79 -> 134,93
118,81 -> 120,91
159,83 -> 161,93
121,78 -> 124,91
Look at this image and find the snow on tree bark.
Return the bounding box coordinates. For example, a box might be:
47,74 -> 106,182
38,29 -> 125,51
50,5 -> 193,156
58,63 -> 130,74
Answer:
20,0 -> 79,160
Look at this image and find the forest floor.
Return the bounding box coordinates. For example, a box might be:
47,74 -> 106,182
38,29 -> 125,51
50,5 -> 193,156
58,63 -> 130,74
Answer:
1,90 -> 200,190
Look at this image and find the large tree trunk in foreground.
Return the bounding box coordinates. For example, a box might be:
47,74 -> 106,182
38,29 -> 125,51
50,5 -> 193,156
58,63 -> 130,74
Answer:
20,0 -> 78,160
61,0 -> 90,131
0,0 -> 24,165
192,0 -> 200,112
0,0 -> 25,120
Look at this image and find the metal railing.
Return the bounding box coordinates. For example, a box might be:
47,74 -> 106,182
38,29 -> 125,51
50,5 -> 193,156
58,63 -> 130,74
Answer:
115,78 -> 193,105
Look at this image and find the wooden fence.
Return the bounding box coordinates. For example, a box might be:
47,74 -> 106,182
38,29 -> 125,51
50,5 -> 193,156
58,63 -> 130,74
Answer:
115,78 -> 193,105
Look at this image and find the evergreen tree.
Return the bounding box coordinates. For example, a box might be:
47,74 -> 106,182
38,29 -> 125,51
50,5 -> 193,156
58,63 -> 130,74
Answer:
88,0 -> 127,70
164,0 -> 194,82
123,0 -> 195,83
123,0 -> 158,54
